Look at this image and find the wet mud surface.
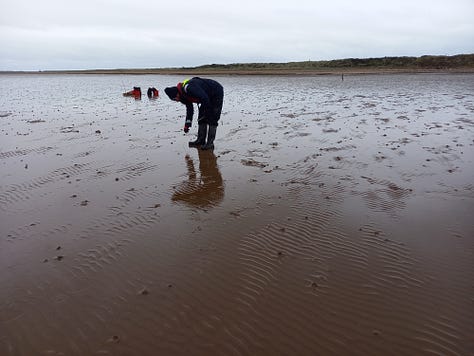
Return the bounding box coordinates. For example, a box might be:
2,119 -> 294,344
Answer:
1,74 -> 473,355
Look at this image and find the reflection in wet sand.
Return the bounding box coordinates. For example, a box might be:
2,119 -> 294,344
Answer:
172,150 -> 224,208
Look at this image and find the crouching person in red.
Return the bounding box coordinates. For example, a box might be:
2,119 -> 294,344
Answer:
165,77 -> 224,150
123,87 -> 142,99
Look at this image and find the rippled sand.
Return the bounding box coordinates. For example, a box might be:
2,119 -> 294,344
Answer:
1,74 -> 473,355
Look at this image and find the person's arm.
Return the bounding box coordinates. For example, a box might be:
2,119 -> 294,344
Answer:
183,102 -> 194,132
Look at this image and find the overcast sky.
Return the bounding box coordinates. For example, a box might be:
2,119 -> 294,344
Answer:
1,0 -> 473,71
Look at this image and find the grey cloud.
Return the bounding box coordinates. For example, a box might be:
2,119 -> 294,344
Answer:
1,0 -> 473,70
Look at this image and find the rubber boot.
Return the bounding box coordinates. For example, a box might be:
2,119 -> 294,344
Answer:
189,123 -> 207,147
201,125 -> 217,150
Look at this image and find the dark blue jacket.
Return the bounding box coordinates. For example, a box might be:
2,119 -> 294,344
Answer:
178,77 -> 224,127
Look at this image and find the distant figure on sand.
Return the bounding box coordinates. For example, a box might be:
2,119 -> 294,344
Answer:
123,86 -> 141,99
147,87 -> 159,98
165,77 -> 224,150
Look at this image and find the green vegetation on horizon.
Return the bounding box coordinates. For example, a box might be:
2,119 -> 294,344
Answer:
189,54 -> 474,71
3,54 -> 474,74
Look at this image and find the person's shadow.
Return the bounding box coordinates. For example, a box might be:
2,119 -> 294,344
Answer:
172,150 -> 224,208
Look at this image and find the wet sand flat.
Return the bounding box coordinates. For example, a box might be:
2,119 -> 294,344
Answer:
1,73 -> 473,355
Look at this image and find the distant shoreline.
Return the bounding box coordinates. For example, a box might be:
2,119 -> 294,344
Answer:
2,54 -> 473,75
2,68 -> 474,76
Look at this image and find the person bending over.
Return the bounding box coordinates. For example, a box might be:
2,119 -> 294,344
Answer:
165,77 -> 224,150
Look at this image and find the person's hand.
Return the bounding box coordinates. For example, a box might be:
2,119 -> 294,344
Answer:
183,124 -> 190,133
